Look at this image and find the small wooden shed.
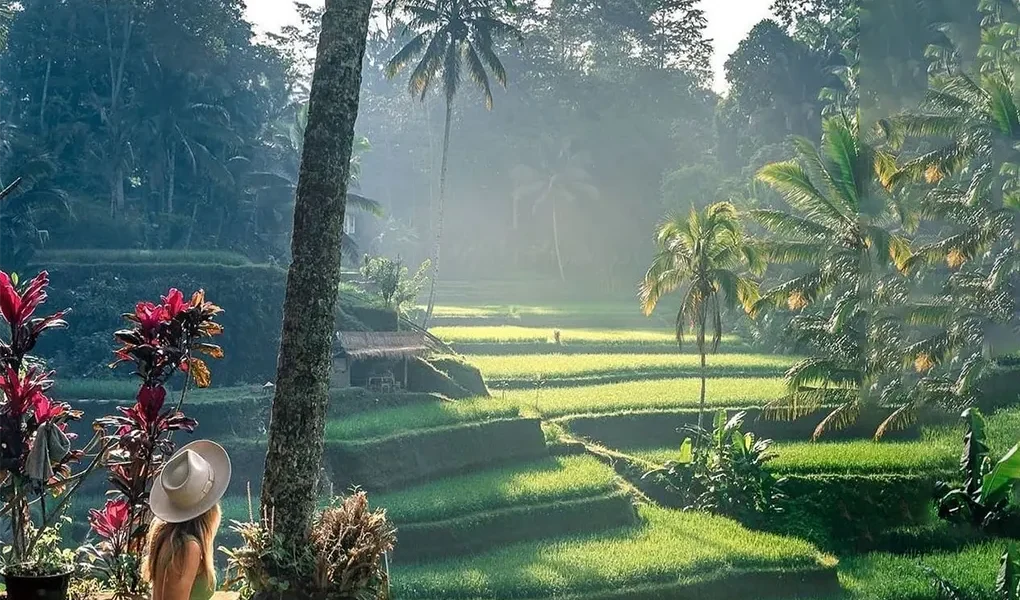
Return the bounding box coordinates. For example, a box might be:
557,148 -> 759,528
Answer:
334,331 -> 431,390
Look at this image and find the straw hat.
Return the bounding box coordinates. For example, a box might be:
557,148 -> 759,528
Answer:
149,440 -> 231,524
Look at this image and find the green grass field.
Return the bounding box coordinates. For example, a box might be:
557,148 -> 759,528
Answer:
391,504 -> 832,599
474,353 -> 795,381
626,407 -> 1020,476
508,377 -> 787,418
824,542 -> 1004,600
431,325 -> 740,346
375,456 -> 619,523
323,398 -> 520,440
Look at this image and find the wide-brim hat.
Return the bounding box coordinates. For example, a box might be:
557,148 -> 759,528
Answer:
149,440 -> 231,524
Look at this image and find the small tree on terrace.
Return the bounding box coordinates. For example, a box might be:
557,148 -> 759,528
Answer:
640,202 -> 763,431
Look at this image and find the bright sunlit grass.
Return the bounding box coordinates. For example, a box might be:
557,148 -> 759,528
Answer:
828,543 -> 1004,600
431,325 -> 734,345
509,377 -> 787,418
391,504 -> 830,599
375,456 -> 618,523
473,353 -> 795,381
323,398 -> 519,440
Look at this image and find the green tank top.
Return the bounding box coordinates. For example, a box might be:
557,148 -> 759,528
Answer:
190,575 -> 215,600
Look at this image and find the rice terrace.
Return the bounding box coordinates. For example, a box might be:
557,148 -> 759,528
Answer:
2,0 -> 1020,599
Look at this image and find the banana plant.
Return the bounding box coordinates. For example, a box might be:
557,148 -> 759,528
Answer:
935,407 -> 1020,532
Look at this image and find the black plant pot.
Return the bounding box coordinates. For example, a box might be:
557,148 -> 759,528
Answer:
2,571 -> 71,600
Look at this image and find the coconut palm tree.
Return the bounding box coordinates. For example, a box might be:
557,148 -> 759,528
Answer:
260,0 -> 374,567
640,202 -> 763,432
385,0 -> 521,326
752,112 -> 913,440
511,138 -> 598,280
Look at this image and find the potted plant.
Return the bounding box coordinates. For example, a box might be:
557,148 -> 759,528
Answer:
84,288 -> 224,598
0,271 -> 101,599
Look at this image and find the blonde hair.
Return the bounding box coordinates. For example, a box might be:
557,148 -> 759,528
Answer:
145,504 -> 221,593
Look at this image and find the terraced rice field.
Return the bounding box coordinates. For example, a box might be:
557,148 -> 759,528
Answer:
392,504 -> 833,599
475,353 -> 795,382
431,325 -> 740,346
375,456 -> 618,523
506,377 -> 787,417
323,397 -> 519,440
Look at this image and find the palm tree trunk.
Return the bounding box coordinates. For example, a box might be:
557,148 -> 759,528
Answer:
552,204 -> 565,281
697,312 -> 707,433
166,144 -> 176,214
259,0 -> 373,585
422,98 -> 453,327
110,164 -> 125,217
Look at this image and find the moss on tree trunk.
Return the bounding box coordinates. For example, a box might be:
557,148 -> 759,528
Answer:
258,0 -> 373,576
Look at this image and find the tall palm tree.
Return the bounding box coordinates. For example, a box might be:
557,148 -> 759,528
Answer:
752,113 -> 913,440
640,202 -> 763,431
511,138 -> 598,280
259,0 -> 374,572
385,0 -> 520,326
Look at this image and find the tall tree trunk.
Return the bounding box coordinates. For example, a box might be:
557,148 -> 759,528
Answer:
552,203 -> 565,281
39,59 -> 51,133
166,145 -> 176,214
697,311 -> 707,433
422,98 -> 453,328
110,165 -> 125,217
259,0 -> 372,582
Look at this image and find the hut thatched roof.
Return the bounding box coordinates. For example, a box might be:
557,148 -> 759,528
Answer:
337,331 -> 431,361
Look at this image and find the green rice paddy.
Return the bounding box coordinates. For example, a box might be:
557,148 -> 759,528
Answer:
431,325 -> 739,346
507,377 -> 787,418
474,353 -> 795,381
323,398 -> 519,440
375,456 -> 619,523
391,504 -> 832,599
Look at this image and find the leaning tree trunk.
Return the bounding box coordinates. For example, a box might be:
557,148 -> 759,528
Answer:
552,203 -> 565,281
422,98 -> 454,328
259,0 -> 373,581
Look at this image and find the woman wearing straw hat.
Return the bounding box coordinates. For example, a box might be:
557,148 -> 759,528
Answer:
145,440 -> 231,600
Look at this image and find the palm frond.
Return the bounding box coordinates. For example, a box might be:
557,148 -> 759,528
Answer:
874,402 -> 920,441
347,193 -> 385,217
813,398 -> 862,441
757,161 -> 848,228
462,43 -> 493,109
750,209 -> 833,239
385,32 -> 429,79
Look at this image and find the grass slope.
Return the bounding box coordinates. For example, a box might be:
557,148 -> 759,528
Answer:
507,378 -> 787,418
393,504 -> 831,599
375,456 -> 618,523
431,326 -> 739,346
323,398 -> 520,440
820,543 -> 1005,600
475,353 -> 795,381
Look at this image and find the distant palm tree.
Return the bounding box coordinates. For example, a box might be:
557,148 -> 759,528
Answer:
511,138 -> 598,280
752,113 -> 912,440
640,202 -> 763,432
385,0 -> 521,326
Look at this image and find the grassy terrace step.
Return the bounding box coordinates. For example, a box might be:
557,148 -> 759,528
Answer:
223,417 -> 550,493
813,542 -> 1006,600
503,378 -> 786,418
391,504 -> 837,599
562,406 -> 933,449
376,456 -> 619,522
394,491 -> 638,563
324,398 -> 520,441
431,326 -> 750,355
475,353 -> 795,385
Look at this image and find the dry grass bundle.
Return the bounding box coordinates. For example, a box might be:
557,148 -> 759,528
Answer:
309,491 -> 396,600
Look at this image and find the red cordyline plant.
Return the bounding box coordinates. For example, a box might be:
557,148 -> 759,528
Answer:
87,289 -> 224,597
0,271 -> 99,576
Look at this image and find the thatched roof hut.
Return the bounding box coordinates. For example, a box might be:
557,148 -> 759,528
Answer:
336,331 -> 432,361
